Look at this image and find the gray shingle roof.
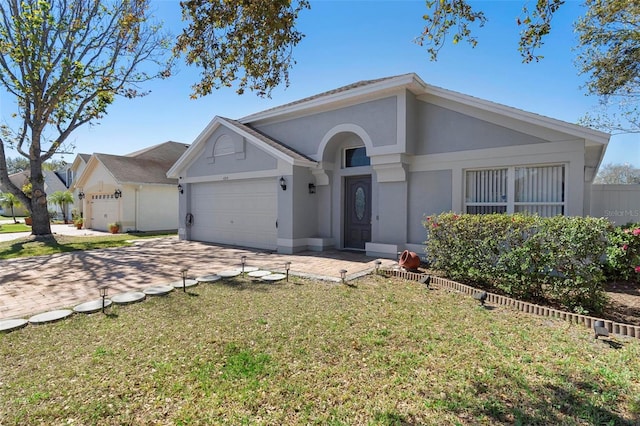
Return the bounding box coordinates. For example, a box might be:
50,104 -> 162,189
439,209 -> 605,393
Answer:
96,141 -> 189,185
248,74 -> 411,118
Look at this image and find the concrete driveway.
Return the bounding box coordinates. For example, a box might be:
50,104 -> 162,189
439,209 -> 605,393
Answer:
0,235 -> 396,320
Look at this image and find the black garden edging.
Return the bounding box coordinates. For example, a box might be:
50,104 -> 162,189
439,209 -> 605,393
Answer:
381,268 -> 640,340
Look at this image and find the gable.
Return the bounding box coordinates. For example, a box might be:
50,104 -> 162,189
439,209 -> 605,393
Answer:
167,117 -> 316,179
183,125 -> 279,179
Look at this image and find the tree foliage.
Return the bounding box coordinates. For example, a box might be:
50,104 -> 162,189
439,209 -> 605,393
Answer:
0,0 -> 171,236
416,0 -> 639,133
176,0 -> 309,97
416,0 -> 564,62
594,163 -> 640,184
0,191 -> 21,223
575,0 -> 640,133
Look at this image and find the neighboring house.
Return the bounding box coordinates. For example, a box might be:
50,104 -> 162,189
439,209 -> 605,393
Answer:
167,73 -> 610,257
1,170 -> 68,217
73,141 -> 188,232
67,153 -> 92,218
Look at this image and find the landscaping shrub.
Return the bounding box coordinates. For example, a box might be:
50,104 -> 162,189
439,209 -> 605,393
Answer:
604,223 -> 640,281
424,213 -> 612,314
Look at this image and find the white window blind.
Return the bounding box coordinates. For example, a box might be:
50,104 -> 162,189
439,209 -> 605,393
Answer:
465,164 -> 565,217
465,168 -> 508,214
515,165 -> 565,216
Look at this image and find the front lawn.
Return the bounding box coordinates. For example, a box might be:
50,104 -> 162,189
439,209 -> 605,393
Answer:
0,233 -> 176,260
0,223 -> 31,233
1,276 -> 638,425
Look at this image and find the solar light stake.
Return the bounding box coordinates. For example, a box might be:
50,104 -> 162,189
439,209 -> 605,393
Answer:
241,256 -> 247,274
99,285 -> 109,313
340,269 -> 347,284
374,260 -> 382,274
285,262 -> 291,282
181,268 -> 189,292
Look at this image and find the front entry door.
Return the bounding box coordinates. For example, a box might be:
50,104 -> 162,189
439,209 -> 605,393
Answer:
344,175 -> 372,250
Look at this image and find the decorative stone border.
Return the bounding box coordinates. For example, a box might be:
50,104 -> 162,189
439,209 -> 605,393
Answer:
380,268 -> 640,340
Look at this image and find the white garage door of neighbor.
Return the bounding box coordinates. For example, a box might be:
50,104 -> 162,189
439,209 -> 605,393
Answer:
91,194 -> 119,231
191,179 -> 278,250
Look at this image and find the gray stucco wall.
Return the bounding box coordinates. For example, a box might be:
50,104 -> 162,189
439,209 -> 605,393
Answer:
407,169 -> 453,244
185,126 -> 277,178
376,181 -> 408,245
405,91 -> 419,154
292,166 -> 319,238
416,103 -> 549,155
253,96 -> 398,157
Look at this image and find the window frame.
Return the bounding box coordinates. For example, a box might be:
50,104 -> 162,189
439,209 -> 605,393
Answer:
464,163 -> 567,216
343,146 -> 370,168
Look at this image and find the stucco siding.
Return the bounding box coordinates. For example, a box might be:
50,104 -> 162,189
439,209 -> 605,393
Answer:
253,96 -> 398,157
376,181 -> 408,244
405,91 -> 419,154
407,170 -> 453,244
185,126 -> 278,178
136,186 -> 179,231
416,102 -> 550,155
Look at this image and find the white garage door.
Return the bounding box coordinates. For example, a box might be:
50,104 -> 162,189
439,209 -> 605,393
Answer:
90,194 -> 119,231
190,179 -> 278,250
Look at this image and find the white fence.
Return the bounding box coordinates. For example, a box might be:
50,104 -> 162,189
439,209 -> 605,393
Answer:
591,184 -> 640,225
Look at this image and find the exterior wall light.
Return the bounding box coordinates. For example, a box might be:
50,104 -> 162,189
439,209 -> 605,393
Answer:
279,176 -> 287,191
114,189 -> 122,199
178,184 -> 183,194
308,183 -> 316,194
78,191 -> 85,200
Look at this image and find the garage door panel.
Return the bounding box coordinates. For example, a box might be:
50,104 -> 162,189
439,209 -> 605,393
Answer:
190,179 -> 277,250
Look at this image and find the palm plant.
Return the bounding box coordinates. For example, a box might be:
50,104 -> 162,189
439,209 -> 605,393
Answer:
49,191 -> 74,223
0,192 -> 22,223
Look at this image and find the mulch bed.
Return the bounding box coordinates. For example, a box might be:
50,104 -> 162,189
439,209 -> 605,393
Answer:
604,281 -> 640,326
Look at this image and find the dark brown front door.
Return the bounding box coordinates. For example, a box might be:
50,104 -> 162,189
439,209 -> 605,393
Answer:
344,175 -> 371,250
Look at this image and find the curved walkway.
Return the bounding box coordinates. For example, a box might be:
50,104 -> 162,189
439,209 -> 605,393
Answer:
0,236 -> 395,320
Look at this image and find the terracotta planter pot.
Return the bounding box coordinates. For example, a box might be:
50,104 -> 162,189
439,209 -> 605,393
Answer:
24,217 -> 32,226
399,250 -> 421,270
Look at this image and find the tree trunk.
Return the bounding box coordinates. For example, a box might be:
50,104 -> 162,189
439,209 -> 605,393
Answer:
29,155 -> 52,236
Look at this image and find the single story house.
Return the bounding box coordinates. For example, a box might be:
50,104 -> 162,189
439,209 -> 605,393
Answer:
1,170 -> 68,218
67,153 -> 91,218
167,73 -> 610,257
73,141 -> 188,232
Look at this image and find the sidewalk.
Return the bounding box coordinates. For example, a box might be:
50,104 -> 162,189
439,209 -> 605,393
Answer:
0,237 -> 396,320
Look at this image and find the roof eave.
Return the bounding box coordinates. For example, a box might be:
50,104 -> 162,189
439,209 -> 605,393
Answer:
240,73 -> 426,124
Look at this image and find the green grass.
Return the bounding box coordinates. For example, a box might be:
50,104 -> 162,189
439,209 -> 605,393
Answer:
0,223 -> 31,233
0,232 -> 176,260
1,275 -> 639,425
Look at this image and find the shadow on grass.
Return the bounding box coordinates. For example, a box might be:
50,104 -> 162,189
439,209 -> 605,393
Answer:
455,366 -> 637,425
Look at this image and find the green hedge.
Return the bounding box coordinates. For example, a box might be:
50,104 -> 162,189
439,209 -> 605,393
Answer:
424,213 -> 616,314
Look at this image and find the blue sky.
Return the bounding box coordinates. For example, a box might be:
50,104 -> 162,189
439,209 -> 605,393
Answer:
1,0 -> 638,168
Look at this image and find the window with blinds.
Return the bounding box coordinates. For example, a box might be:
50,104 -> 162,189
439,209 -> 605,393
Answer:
465,165 -> 566,217
514,165 -> 565,216
465,168 -> 508,214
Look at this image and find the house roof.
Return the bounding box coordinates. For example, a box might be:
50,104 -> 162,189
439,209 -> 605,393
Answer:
92,141 -> 189,185
240,72 -> 610,147
7,170 -> 67,193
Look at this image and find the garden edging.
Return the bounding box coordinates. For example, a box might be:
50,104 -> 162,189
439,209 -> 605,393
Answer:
381,269 -> 640,340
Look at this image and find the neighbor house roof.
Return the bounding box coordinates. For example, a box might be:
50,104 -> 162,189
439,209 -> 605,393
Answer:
101,141 -> 188,185
78,141 -> 189,187
7,170 -> 67,193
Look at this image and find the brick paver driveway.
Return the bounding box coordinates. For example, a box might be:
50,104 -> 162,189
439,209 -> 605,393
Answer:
0,237 -> 394,320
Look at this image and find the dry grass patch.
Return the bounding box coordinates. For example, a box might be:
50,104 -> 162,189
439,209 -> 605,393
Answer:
1,275 -> 639,425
